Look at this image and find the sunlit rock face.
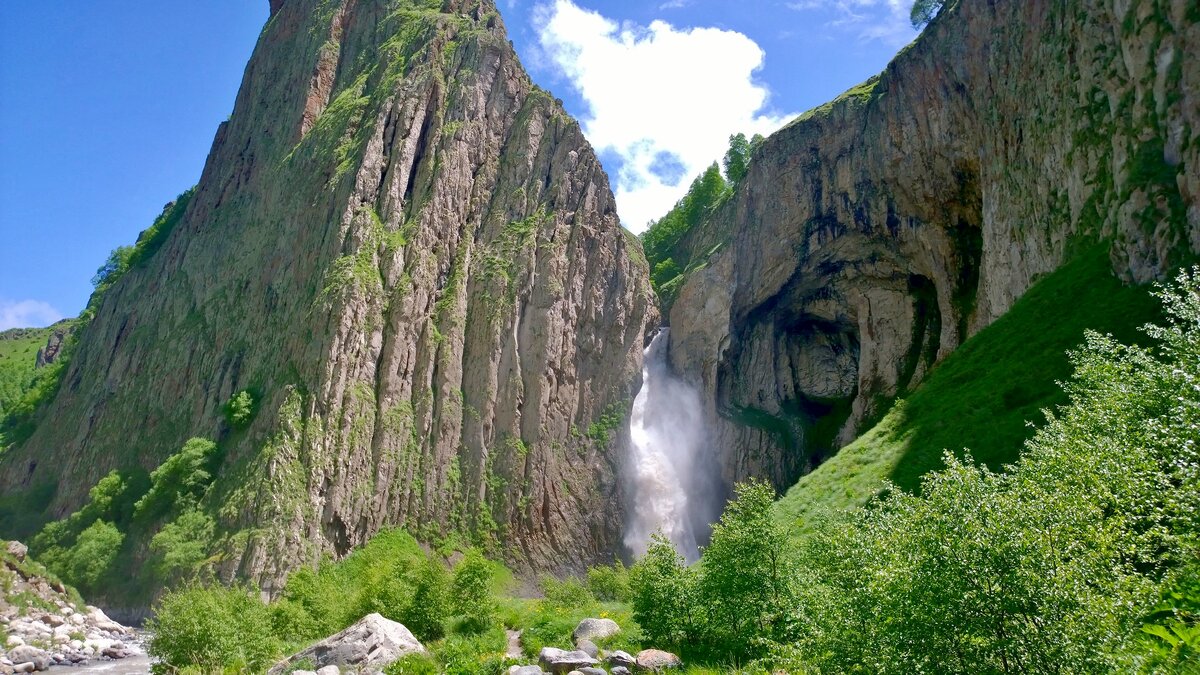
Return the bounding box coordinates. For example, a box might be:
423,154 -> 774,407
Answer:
668,0 -> 1199,494
0,0 -> 657,591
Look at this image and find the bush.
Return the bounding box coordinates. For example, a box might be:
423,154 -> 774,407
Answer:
384,652 -> 440,675
404,558 -> 451,641
434,625 -> 509,675
540,575 -> 596,612
452,549 -> 496,634
586,561 -> 630,602
147,585 -> 279,674
223,390 -> 256,429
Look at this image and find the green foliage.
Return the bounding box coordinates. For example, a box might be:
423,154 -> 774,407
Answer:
59,520 -> 123,591
721,133 -> 762,185
223,390 -> 256,429
384,652 -> 441,675
149,508 -> 216,583
405,558 -> 452,641
452,549 -> 497,634
540,575 -> 596,612
781,267 -> 1200,673
434,625 -> 510,675
910,0 -> 945,27
135,437 -> 219,520
586,561 -> 630,602
696,480 -> 795,661
628,534 -> 697,647
776,243 -> 1162,536
91,246 -> 135,290
1136,561 -> 1200,672
147,584 -> 279,674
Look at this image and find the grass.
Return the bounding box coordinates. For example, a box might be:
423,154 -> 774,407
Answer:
0,326 -> 53,419
776,243 -> 1164,537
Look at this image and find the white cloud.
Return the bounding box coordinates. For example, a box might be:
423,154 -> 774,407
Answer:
535,0 -> 796,232
787,0 -> 916,46
0,299 -> 63,331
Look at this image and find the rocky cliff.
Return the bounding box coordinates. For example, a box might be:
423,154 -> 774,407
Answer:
0,0 -> 656,589
667,0 -> 1198,493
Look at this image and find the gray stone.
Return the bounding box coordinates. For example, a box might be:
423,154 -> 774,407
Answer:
579,668 -> 607,675
634,650 -> 681,671
572,618 -> 620,643
508,667 -> 545,675
5,541 -> 28,561
538,647 -> 599,674
267,614 -> 425,675
7,646 -> 49,671
575,639 -> 598,658
611,668 -> 631,675
315,666 -> 340,675
607,651 -> 636,669
290,671 -> 317,675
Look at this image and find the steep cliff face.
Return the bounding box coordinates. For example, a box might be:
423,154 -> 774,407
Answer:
0,0 -> 656,588
668,0 -> 1198,493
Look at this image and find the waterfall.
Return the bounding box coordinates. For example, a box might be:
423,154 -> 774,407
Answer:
624,328 -> 711,563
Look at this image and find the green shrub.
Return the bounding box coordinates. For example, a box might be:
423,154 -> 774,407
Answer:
404,558 -> 452,641
223,390 -> 256,429
452,549 -> 496,634
60,520 -> 123,592
540,575 -> 596,612
435,625 -> 509,675
586,561 -> 630,602
147,584 -> 279,674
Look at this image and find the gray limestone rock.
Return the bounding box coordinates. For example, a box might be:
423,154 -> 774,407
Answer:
572,618 -> 620,643
267,613 -> 424,675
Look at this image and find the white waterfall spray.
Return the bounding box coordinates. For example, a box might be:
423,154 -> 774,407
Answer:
624,329 -> 711,563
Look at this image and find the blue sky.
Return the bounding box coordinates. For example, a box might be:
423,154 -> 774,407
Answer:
0,1 -> 914,328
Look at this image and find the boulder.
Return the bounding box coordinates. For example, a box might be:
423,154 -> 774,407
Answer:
576,639 -> 598,658
607,651 -> 636,669
572,618 -> 620,643
611,668 -> 632,675
291,671 -> 317,675
6,541 -> 28,561
578,668 -> 607,675
635,650 -> 681,671
538,647 -> 599,674
85,607 -> 126,634
507,666 -> 545,675
267,614 -> 425,675
315,667 -> 341,675
7,646 -> 49,671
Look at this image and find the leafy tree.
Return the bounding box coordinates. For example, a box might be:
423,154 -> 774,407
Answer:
540,575 -> 596,611
723,133 -> 752,184
224,390 -> 256,428
134,437 -> 219,520
628,534 -> 697,647
62,520 -> 123,591
404,558 -> 452,641
91,246 -> 134,290
910,0 -> 944,28
149,507 -> 216,582
697,479 -> 795,659
451,549 -> 496,633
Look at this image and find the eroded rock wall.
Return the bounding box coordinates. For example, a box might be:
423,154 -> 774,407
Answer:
668,0 -> 1198,493
0,0 -> 656,589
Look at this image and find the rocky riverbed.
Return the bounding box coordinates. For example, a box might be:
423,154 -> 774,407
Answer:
1,543 -> 144,674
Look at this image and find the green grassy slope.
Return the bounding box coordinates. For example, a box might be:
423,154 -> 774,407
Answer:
776,244 -> 1164,535
0,326 -> 52,419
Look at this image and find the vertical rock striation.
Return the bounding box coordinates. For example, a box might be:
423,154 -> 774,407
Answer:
0,0 -> 656,589
667,0 -> 1198,493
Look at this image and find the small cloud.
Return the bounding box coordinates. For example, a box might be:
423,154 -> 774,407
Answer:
535,0 -> 796,231
658,0 -> 691,8
0,299 -> 64,331
786,0 -> 916,46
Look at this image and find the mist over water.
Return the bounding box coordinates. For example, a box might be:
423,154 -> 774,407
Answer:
624,329 -> 717,563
